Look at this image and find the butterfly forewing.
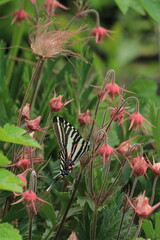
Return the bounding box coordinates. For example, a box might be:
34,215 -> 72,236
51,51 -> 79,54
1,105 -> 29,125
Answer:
53,116 -> 90,165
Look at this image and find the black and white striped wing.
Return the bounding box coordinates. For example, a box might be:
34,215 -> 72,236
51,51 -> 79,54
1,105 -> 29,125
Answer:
53,116 -> 90,164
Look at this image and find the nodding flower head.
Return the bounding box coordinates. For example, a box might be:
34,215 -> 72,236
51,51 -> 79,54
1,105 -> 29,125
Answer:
147,157 -> 160,176
49,91 -> 73,112
17,172 -> 28,187
92,26 -> 115,43
30,20 -> 80,59
27,116 -> 44,132
130,155 -> 148,177
67,232 -> 78,240
44,0 -> 69,16
98,144 -> 120,164
116,137 -> 137,157
18,103 -> 31,120
12,189 -> 50,215
78,109 -> 92,125
12,9 -> 28,25
126,192 -> 160,218
124,111 -> 154,133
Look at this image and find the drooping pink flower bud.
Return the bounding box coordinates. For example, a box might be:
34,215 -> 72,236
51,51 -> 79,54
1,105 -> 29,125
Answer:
147,157 -> 160,176
49,91 -> 73,112
30,0 -> 36,4
92,26 -> 115,43
130,155 -> 148,177
44,0 -> 69,16
12,9 -> 28,25
27,116 -> 44,132
124,111 -> 154,133
98,144 -> 120,164
17,172 -> 28,187
18,103 -> 31,120
116,136 -> 137,157
12,189 -> 50,215
126,192 -> 160,218
78,110 -> 92,125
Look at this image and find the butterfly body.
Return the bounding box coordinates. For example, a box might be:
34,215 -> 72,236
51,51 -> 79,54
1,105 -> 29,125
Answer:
47,116 -> 90,191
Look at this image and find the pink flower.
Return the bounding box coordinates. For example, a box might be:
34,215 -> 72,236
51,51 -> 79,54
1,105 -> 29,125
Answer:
27,116 -> 44,132
44,0 -> 69,16
12,189 -> 50,215
78,110 -> 92,125
98,144 -> 120,164
30,0 -> 36,4
116,136 -> 137,157
126,192 -> 160,218
12,9 -> 28,25
18,103 -> 31,120
147,157 -> 160,176
124,111 -> 154,133
92,26 -> 115,43
92,82 -> 133,101
130,155 -> 148,177
49,91 -> 73,112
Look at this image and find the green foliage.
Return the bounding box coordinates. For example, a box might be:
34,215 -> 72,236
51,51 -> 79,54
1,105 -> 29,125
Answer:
0,124 -> 41,148
0,152 -> 11,165
0,222 -> 22,240
142,212 -> 160,239
0,168 -> 24,192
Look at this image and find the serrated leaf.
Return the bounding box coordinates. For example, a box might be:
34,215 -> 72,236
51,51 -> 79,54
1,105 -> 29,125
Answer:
114,0 -> 131,14
0,222 -> 22,240
0,168 -> 24,192
0,152 -> 11,165
155,212 -> 160,238
139,0 -> 160,23
142,219 -> 155,239
0,124 -> 41,148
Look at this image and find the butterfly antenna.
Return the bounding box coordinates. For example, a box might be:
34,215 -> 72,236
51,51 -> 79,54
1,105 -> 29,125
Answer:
46,174 -> 63,192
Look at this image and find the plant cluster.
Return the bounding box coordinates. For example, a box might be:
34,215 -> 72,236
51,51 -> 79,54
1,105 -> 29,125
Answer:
0,1 -> 160,240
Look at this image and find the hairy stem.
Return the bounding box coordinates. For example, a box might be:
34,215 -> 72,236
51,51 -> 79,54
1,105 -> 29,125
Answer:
150,175 -> 158,205
134,217 -> 143,239
91,205 -> 98,240
53,169 -> 83,240
29,216 -> 33,240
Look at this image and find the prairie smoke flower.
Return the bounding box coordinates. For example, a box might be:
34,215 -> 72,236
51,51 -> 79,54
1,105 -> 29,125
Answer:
93,82 -> 133,101
126,192 -> 160,218
130,155 -> 148,177
18,103 -> 31,120
12,9 -> 28,25
124,111 -> 153,133
147,157 -> 160,176
27,116 -> 44,132
98,144 -> 120,164
30,0 -> 36,4
116,136 -> 137,157
44,0 -> 69,16
12,189 -> 49,215
92,26 -> 115,43
30,21 -> 78,59
78,110 -> 92,125
49,91 -> 73,112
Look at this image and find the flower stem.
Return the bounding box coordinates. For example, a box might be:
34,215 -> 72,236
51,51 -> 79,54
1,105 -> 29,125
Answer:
17,57 -> 44,126
40,111 -> 52,145
150,175 -> 158,205
29,216 -> 33,240
134,217 -> 143,239
91,205 -> 98,240
53,169 -> 83,240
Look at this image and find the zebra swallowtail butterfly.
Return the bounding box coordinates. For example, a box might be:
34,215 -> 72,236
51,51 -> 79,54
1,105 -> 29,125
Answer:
47,116 -> 90,191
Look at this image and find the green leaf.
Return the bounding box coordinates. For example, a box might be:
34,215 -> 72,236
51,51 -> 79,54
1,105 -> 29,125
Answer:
114,0 -> 131,14
0,168 -> 24,192
142,219 -> 155,239
0,124 -> 41,148
0,0 -> 11,5
155,212 -> 160,238
0,152 -> 11,165
139,0 -> 160,23
0,222 -> 22,240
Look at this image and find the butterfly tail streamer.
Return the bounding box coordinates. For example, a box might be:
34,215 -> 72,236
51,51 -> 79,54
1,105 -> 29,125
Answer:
46,174 -> 63,192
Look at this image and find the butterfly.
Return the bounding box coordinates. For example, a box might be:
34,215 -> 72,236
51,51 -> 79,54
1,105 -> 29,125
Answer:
46,116 -> 90,191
